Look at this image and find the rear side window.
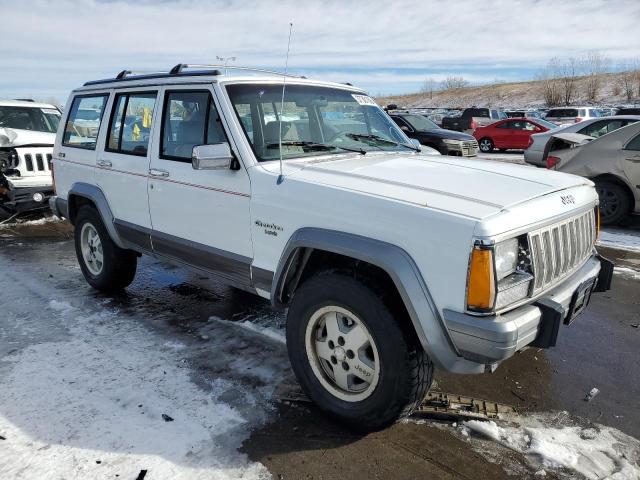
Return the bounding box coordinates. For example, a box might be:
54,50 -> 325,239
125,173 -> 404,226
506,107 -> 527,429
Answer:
107,92 -> 157,156
547,109 -> 578,118
579,120 -> 634,138
160,91 -> 227,161
62,94 -> 108,150
625,134 -> 640,151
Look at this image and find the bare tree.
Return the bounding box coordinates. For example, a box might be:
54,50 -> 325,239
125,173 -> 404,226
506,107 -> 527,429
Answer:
558,57 -> 579,105
441,76 -> 469,90
537,58 -> 562,107
582,50 -> 610,102
421,77 -> 437,99
618,61 -> 636,102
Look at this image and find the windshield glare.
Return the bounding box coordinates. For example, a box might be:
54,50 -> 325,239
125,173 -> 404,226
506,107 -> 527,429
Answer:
225,84 -> 413,162
0,106 -> 60,134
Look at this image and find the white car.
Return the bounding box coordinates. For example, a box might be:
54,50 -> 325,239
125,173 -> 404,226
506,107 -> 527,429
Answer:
524,116 -> 640,167
544,106 -> 601,125
50,65 -> 612,430
0,99 -> 60,219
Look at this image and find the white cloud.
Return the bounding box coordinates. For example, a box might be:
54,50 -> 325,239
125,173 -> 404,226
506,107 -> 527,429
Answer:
1,0 -> 639,99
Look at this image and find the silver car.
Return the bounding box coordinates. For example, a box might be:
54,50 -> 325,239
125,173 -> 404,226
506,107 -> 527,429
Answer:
524,116 -> 640,167
547,122 -> 640,225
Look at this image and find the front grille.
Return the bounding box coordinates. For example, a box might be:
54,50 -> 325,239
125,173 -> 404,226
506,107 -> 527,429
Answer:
17,149 -> 51,174
461,140 -> 478,156
528,209 -> 596,294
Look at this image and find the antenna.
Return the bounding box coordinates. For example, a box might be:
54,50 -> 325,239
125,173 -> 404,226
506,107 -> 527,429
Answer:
215,55 -> 237,74
277,22 -> 293,185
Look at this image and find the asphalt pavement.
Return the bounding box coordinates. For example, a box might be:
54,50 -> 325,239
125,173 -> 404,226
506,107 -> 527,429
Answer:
0,215 -> 638,479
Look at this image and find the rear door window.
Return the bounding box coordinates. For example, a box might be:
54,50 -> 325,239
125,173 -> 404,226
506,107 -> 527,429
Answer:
62,94 -> 109,149
106,92 -> 157,156
625,134 -> 640,151
160,90 -> 227,162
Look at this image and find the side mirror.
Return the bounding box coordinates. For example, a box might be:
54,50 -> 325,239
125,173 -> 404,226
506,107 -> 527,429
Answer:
192,143 -> 235,170
400,125 -> 411,132
409,139 -> 422,150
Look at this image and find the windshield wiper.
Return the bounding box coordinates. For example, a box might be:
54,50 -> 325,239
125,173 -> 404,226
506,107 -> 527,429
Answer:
266,141 -> 365,155
345,133 -> 419,152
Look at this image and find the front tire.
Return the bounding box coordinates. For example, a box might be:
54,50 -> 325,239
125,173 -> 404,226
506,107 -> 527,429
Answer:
595,180 -> 630,225
286,272 -> 433,431
74,206 -> 137,292
479,138 -> 494,152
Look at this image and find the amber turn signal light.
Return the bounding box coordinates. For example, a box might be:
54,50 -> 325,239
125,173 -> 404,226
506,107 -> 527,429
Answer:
467,247 -> 496,311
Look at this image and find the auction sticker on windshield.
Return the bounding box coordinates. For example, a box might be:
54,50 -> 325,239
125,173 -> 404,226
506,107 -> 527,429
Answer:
352,94 -> 377,106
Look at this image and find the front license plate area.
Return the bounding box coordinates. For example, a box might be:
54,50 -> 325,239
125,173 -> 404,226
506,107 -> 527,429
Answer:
565,278 -> 596,325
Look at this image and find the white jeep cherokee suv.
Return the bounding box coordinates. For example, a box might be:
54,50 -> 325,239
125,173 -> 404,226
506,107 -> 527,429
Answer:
0,99 -> 61,219
50,65 -> 613,430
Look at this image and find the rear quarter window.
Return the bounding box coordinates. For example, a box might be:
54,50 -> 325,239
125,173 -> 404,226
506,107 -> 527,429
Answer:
62,94 -> 109,150
547,109 -> 579,118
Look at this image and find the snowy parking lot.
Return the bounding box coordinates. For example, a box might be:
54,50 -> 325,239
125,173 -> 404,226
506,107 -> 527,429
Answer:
1,212 -> 639,479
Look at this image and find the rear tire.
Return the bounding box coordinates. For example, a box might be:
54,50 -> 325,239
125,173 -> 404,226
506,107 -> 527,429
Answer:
479,138 -> 494,153
286,272 -> 433,431
74,206 -> 137,292
595,180 -> 630,226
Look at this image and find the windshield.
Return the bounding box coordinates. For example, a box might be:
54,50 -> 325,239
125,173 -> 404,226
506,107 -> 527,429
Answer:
0,106 -> 60,133
534,118 -> 559,130
402,114 -> 439,131
225,83 -> 414,162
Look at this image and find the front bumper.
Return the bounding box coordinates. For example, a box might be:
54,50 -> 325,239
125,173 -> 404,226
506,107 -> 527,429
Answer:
443,254 -> 612,365
443,140 -> 478,157
1,184 -> 54,213
49,196 -> 69,219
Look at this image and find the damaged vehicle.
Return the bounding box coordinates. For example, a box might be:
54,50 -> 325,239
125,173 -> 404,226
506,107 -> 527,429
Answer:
546,122 -> 640,225
0,99 -> 60,220
50,65 -> 613,430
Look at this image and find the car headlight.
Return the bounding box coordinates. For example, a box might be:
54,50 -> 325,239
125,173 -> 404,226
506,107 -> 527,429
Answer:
442,139 -> 462,145
467,237 -> 533,313
494,238 -> 518,281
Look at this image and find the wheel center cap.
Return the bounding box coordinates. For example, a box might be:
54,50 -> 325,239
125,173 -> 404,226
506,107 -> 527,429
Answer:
334,346 -> 346,362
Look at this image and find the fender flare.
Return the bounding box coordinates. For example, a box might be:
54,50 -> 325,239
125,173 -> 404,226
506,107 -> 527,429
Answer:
271,227 -> 460,367
67,182 -> 126,249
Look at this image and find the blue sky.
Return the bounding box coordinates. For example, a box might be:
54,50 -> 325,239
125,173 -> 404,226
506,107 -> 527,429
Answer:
1,0 -> 639,103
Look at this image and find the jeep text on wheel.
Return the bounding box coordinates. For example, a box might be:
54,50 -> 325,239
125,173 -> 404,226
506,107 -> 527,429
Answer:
50,64 -> 613,430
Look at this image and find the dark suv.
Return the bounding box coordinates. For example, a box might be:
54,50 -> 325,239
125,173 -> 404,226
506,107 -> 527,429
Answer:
390,113 -> 478,156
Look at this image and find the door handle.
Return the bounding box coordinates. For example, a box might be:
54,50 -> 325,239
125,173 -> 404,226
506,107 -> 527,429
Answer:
149,168 -> 170,177
625,156 -> 640,163
97,160 -> 112,168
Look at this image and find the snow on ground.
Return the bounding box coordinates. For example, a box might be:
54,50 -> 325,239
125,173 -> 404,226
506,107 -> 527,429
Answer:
598,228 -> 640,253
211,316 -> 286,345
0,298 -> 277,479
457,413 -> 640,480
0,214 -> 61,228
614,266 -> 640,281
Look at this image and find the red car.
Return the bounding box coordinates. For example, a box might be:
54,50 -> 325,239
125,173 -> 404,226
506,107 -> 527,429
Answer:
473,117 -> 556,153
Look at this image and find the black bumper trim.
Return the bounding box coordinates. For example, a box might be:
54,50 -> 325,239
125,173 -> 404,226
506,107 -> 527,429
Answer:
530,298 -> 563,348
594,254 -> 614,293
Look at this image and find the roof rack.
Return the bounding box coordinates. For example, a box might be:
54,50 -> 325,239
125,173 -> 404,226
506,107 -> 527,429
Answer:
84,63 -> 305,86
169,63 -> 304,78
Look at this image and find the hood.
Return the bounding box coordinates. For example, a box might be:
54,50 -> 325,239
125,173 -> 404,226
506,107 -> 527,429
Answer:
286,152 -> 591,219
0,127 -> 56,148
416,128 -> 474,140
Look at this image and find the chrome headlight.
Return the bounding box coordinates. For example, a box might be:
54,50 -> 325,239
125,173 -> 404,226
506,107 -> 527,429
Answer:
467,237 -> 533,313
494,238 -> 518,280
